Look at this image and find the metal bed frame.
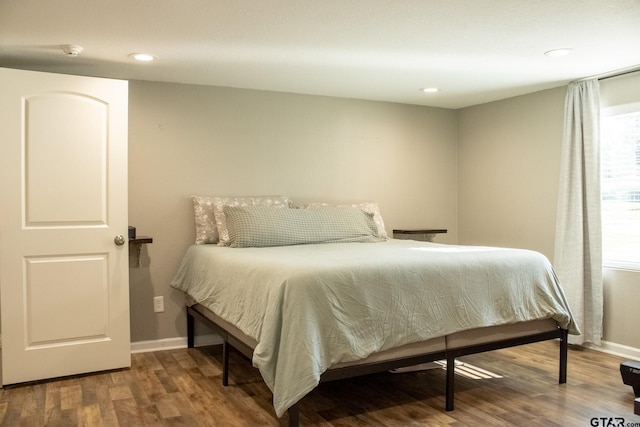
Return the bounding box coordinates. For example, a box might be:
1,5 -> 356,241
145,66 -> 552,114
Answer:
186,305 -> 568,427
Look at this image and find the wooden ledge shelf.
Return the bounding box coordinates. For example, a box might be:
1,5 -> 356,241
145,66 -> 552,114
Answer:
129,236 -> 153,245
129,236 -> 153,267
392,229 -> 447,242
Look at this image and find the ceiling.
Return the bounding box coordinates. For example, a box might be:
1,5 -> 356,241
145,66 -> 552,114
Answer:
1,0 -> 639,109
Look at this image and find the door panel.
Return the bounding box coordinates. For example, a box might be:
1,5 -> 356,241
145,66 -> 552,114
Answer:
0,67 -> 130,385
25,93 -> 107,225
25,254 -> 109,345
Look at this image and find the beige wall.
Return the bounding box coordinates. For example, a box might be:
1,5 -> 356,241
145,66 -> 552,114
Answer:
457,87 -> 566,259
603,268 -> 640,349
127,80 -> 459,342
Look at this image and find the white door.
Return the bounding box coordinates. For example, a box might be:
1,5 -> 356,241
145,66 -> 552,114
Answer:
0,68 -> 130,384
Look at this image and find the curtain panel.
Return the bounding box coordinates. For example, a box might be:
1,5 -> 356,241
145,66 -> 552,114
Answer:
554,79 -> 602,346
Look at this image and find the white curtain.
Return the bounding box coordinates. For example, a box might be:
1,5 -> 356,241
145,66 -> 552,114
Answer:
554,79 -> 602,345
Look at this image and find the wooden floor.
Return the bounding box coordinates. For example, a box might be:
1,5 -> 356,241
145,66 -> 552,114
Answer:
1,341 -> 639,426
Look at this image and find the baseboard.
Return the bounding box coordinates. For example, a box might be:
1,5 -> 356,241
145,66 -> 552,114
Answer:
584,340 -> 640,361
130,334 -> 224,354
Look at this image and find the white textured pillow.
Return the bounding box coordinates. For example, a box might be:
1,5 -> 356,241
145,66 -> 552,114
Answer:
225,205 -> 384,248
191,196 -> 219,244
192,195 -> 291,245
301,201 -> 388,239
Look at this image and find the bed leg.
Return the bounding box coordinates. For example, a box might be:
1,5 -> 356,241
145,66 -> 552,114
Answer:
445,356 -> 455,411
187,309 -> 195,349
287,404 -> 300,427
559,328 -> 568,384
222,340 -> 230,387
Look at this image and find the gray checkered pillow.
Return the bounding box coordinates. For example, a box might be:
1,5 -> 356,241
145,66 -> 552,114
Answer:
224,206 -> 385,248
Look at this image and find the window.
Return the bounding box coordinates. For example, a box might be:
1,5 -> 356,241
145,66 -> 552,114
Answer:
601,103 -> 640,269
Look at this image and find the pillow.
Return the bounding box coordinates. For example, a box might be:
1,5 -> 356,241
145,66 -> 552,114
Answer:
191,195 -> 290,245
224,205 -> 385,248
191,196 -> 219,244
300,201 -> 388,239
213,196 -> 291,246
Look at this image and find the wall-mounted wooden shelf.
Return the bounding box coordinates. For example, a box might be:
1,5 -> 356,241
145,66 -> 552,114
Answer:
129,236 -> 153,245
392,229 -> 447,242
129,236 -> 153,267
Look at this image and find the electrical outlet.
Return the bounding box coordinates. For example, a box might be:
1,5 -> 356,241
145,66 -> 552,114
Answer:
153,296 -> 164,313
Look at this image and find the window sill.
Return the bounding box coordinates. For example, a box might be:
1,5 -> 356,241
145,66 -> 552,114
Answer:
603,261 -> 640,273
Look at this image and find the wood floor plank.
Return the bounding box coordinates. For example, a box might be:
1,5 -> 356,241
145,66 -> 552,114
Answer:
108,386 -> 134,402
2,341 -> 640,426
19,383 -> 45,421
77,403 -> 104,427
43,381 -> 61,426
153,369 -> 181,395
133,352 -> 163,372
136,370 -> 168,402
153,393 -> 181,419
111,398 -> 145,427
2,388 -> 27,426
172,373 -> 234,426
60,384 -> 83,412
60,407 -> 79,426
0,402 -> 8,425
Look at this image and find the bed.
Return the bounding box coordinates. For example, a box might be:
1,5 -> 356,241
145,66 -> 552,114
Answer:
172,198 -> 578,426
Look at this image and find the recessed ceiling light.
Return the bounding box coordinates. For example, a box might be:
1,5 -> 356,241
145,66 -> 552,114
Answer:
421,87 -> 439,93
544,48 -> 573,57
129,53 -> 156,62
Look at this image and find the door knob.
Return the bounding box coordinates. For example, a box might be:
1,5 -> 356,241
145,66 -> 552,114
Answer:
114,235 -> 126,246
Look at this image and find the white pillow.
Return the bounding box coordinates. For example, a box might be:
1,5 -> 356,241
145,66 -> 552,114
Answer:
191,196 -> 219,244
300,201 -> 388,239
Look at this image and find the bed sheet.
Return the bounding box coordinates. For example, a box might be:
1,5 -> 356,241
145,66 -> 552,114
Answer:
171,239 -> 578,417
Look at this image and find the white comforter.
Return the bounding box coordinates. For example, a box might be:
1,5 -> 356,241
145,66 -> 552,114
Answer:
171,240 -> 578,417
